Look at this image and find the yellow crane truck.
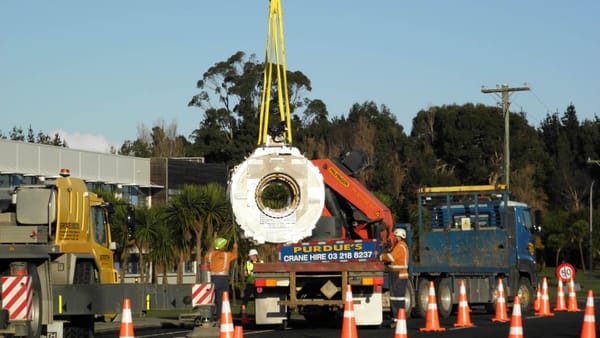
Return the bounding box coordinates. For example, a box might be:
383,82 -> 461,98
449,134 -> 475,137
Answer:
0,169 -> 191,338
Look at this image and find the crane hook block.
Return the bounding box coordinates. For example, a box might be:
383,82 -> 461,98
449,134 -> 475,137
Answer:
229,144 -> 325,244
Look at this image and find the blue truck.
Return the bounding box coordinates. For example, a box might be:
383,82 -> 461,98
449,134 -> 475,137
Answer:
405,185 -> 539,318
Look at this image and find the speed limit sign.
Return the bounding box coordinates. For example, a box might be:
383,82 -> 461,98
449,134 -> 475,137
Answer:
555,263 -> 576,283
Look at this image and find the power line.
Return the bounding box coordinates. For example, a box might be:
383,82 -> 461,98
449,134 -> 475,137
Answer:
529,87 -> 552,113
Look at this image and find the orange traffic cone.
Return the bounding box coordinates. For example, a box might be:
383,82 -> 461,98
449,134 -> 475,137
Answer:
533,282 -> 541,312
420,281 -> 446,332
219,291 -> 234,338
491,279 -> 510,323
233,325 -> 244,338
341,284 -> 358,338
508,296 -> 524,338
454,279 -> 474,327
535,277 -> 554,317
240,304 -> 250,325
393,308 -> 407,338
119,298 -> 135,338
568,278 -> 582,312
554,279 -> 567,311
580,290 -> 596,338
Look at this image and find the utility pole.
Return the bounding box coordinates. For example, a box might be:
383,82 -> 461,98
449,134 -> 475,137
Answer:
590,180 -> 595,274
481,84 -> 530,189
587,158 -> 600,273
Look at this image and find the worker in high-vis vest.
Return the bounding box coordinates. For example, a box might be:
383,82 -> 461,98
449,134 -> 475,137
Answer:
380,227 -> 409,328
242,249 -> 262,308
204,237 -> 238,325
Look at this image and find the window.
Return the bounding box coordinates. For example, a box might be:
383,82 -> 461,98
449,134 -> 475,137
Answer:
522,209 -> 533,232
91,206 -> 107,246
452,213 -> 491,228
122,186 -> 140,207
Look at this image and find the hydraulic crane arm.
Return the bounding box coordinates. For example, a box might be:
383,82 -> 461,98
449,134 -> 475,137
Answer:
311,155 -> 394,245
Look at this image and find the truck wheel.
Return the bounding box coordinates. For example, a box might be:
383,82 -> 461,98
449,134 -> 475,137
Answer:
414,278 -> 430,318
27,263 -> 43,338
64,315 -> 93,338
435,278 -> 453,318
73,261 -> 97,284
517,277 -> 534,310
64,261 -> 96,337
485,277 -> 502,314
405,281 -> 415,319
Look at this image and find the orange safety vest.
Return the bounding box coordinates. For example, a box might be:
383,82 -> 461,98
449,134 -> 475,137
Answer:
204,249 -> 238,276
382,240 -> 409,279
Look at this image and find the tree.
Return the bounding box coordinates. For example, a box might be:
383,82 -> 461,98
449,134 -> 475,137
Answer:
27,126 -> 35,143
150,120 -> 185,157
36,131 -> 52,145
196,183 -> 230,254
9,126 -> 24,141
408,104 -> 506,185
339,102 -> 409,199
119,120 -> 185,157
51,133 -> 67,147
547,233 -> 568,266
569,219 -> 589,271
147,206 -> 177,285
134,206 -> 160,283
164,185 -> 200,284
119,139 -> 152,157
511,163 -> 548,211
188,51 -> 319,165
163,183 -> 231,284
539,105 -> 591,211
409,106 -> 460,188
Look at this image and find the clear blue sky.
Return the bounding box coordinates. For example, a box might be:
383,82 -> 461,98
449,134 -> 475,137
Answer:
1,1 -> 598,152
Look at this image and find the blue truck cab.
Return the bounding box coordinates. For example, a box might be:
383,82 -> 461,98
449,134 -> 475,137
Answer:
409,185 -> 539,318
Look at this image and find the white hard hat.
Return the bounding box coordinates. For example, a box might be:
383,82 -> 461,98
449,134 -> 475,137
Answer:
393,228 -> 406,239
248,249 -> 259,257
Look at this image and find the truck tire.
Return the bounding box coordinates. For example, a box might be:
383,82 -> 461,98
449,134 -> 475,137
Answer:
405,281 -> 415,319
435,278 -> 453,318
485,277 -> 503,314
414,278 -> 430,318
27,263 -> 43,338
73,261 -> 97,284
517,277 -> 534,310
64,315 -> 93,338
64,261 -> 96,337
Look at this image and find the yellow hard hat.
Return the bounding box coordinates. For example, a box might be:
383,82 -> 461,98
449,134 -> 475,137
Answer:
214,237 -> 228,250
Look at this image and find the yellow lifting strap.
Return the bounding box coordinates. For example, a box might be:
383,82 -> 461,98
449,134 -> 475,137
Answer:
258,0 -> 292,145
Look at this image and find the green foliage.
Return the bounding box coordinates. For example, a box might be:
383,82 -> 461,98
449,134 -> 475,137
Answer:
119,120 -> 186,158
119,139 -> 152,157
187,51 -> 320,166
0,125 -> 67,147
162,183 -> 231,284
